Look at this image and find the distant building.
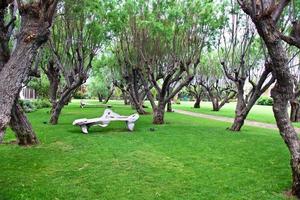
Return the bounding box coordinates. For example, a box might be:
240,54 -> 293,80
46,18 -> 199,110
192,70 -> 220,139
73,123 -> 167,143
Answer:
20,86 -> 37,100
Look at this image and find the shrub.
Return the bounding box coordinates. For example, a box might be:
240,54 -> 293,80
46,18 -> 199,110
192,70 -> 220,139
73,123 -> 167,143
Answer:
19,99 -> 51,113
175,99 -> 181,104
19,100 -> 37,113
33,99 -> 51,109
257,96 -> 273,106
74,90 -> 87,99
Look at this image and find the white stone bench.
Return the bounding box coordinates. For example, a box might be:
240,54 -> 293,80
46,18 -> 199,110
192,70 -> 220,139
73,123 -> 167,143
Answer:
72,109 -> 139,134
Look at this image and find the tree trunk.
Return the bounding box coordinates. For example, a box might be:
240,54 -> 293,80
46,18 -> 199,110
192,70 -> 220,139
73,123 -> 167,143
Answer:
153,102 -> 165,124
97,92 -> 103,102
104,89 -> 113,104
0,2 -> 58,142
49,101 -> 64,125
290,100 -> 300,122
230,94 -> 258,131
194,97 -> 201,108
230,83 -> 246,131
167,101 -> 173,112
254,18 -> 300,197
128,91 -> 147,114
10,102 -> 38,146
212,98 -> 220,111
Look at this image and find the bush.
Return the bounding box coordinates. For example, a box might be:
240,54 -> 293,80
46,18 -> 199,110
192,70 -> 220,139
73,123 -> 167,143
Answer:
33,99 -> 51,109
19,100 -> 37,113
19,99 -> 51,113
257,96 -> 273,106
73,90 -> 88,99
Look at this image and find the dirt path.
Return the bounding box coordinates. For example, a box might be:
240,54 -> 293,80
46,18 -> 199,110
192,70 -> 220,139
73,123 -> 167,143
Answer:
173,109 -> 300,132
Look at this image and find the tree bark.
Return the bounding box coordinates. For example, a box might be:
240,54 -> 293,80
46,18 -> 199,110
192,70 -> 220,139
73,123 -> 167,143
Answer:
10,102 -> 38,146
255,17 -> 300,197
49,100 -> 65,125
212,98 -> 220,111
153,102 -> 166,124
290,100 -> 300,122
0,1 -> 58,142
50,82 -> 81,125
194,97 -> 201,108
230,82 -> 246,131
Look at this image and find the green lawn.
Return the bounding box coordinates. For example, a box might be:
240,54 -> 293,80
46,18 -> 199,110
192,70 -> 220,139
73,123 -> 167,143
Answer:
173,101 -> 300,128
0,100 -> 293,199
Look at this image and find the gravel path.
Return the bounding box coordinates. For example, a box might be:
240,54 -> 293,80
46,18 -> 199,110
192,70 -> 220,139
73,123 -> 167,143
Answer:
173,109 -> 300,132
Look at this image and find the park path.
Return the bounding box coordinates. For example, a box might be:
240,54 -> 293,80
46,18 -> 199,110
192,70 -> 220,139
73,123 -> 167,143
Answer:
173,109 -> 300,132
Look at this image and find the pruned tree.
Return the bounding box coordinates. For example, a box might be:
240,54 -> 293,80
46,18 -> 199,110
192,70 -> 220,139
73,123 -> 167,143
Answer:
218,4 -> 275,131
237,0 -> 300,197
187,78 -> 205,109
88,58 -> 116,103
45,0 -> 106,124
117,0 -> 225,124
198,52 -> 237,111
115,47 -> 150,115
0,0 -> 58,145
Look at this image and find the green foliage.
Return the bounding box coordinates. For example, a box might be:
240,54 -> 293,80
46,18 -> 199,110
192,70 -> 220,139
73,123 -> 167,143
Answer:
257,96 -> 273,106
19,99 -> 52,113
27,75 -> 50,99
19,100 -> 37,113
33,99 -> 52,109
88,56 -> 117,99
73,90 -> 88,99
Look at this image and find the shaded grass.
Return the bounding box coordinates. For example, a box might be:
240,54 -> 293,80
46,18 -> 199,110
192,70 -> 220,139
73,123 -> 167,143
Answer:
173,101 -> 300,128
0,100 -> 294,199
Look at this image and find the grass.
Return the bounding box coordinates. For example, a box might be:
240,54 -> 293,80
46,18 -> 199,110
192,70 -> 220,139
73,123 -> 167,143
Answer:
173,101 -> 300,128
0,100 -> 294,200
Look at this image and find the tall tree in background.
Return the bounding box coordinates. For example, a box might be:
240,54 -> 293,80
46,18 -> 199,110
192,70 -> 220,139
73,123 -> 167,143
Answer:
0,0 -> 58,145
219,4 -> 275,131
198,52 -> 237,111
46,0 -> 108,124
117,0 -> 224,124
88,57 -> 116,103
238,0 -> 300,197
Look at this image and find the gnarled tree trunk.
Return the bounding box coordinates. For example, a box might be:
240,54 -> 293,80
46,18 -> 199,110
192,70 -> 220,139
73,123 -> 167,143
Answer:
50,81 -> 82,125
194,97 -> 201,108
211,97 -> 220,111
256,17 -> 300,197
153,102 -> 166,124
0,1 -> 58,144
10,101 -> 38,146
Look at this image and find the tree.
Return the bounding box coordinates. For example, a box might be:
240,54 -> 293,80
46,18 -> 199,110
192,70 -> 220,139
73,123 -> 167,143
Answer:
238,0 -> 300,197
218,4 -> 275,131
45,0 -> 107,124
187,80 -> 205,108
0,0 -> 58,145
117,0 -> 224,124
198,52 -> 237,111
88,59 -> 115,103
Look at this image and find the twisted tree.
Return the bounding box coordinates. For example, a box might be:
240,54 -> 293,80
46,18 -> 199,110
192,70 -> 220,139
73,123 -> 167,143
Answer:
0,0 -> 58,145
218,5 -> 275,131
44,0 -> 107,124
238,0 -> 300,197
